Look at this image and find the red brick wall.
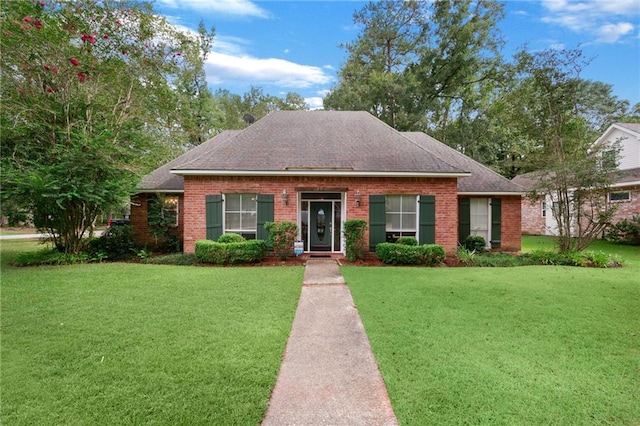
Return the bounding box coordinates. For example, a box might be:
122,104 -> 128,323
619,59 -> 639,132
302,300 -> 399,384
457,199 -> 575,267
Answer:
521,186 -> 640,236
181,175 -> 462,254
521,195 -> 546,235
500,195 -> 523,251
130,193 -> 184,247
610,185 -> 640,223
131,176 -> 523,255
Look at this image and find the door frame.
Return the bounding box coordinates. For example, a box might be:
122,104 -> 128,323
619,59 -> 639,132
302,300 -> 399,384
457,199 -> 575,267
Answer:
298,192 -> 345,253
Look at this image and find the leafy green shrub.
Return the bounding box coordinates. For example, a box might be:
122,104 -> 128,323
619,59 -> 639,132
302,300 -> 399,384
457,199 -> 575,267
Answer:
396,236 -> 418,246
13,248 -> 90,266
526,249 -> 623,268
456,246 -> 477,266
605,215 -> 640,245
376,242 -> 445,266
264,221 -> 298,260
160,235 -> 182,253
463,235 -> 486,253
217,233 -> 246,243
343,219 -> 367,262
87,225 -> 137,260
195,239 -> 267,265
582,251 -> 623,268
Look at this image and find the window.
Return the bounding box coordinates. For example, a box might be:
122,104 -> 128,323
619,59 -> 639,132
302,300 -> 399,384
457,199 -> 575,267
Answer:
224,193 -> 257,238
147,194 -> 178,227
469,198 -> 489,244
609,191 -> 631,202
385,195 -> 417,241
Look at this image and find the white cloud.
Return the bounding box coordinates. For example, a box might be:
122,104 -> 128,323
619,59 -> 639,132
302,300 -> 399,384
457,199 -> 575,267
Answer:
304,97 -> 325,110
156,0 -> 269,18
541,0 -> 639,44
214,35 -> 253,56
205,52 -> 333,88
596,22 -> 635,43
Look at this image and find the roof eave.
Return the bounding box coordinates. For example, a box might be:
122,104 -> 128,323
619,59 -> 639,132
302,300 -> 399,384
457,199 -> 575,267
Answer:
457,191 -> 527,196
136,189 -> 185,194
171,169 -> 471,178
611,180 -> 640,188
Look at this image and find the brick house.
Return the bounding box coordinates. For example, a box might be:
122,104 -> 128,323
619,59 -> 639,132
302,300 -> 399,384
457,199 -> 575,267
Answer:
514,123 -> 640,236
133,111 -> 524,255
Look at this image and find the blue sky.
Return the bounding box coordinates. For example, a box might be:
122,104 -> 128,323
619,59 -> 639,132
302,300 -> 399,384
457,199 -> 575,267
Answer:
155,0 -> 640,109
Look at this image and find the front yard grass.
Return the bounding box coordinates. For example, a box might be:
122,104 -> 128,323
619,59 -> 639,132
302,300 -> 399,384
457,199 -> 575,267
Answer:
1,240 -> 303,425
344,238 -> 640,425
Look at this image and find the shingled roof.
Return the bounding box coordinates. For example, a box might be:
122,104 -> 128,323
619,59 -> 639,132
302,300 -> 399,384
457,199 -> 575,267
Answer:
172,111 -> 468,176
403,132 -> 525,194
139,110 -> 523,194
137,130 -> 240,192
616,123 -> 640,134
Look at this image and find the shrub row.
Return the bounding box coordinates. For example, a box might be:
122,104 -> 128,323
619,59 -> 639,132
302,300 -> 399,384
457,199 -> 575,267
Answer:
605,215 -> 640,246
195,239 -> 266,265
456,248 -> 623,268
13,248 -> 91,266
376,242 -> 445,265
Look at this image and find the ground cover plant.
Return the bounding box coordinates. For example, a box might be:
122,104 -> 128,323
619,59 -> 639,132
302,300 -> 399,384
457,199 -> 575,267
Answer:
1,240 -> 303,425
344,237 -> 640,425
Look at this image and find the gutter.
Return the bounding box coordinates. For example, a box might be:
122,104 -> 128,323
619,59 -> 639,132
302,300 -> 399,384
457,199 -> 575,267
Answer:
170,169 -> 471,178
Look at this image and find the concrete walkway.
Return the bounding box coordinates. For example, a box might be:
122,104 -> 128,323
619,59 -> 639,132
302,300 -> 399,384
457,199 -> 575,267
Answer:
262,260 -> 398,426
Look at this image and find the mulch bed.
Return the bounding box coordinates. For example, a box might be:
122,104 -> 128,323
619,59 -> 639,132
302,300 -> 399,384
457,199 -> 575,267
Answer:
255,256 -> 463,267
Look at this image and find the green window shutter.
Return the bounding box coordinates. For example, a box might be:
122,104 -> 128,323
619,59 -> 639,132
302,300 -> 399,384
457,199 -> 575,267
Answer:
419,195 -> 436,244
369,195 -> 386,251
491,198 -> 502,248
205,195 -> 223,241
458,198 -> 471,245
256,194 -> 274,242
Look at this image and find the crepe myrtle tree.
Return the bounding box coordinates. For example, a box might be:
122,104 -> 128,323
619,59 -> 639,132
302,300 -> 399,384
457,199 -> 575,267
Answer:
512,48 -> 620,252
0,0 -> 212,253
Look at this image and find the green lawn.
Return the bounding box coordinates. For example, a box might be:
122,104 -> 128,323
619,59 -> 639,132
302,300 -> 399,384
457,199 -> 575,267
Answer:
3,238 -> 639,425
1,240 -> 303,425
344,238 -> 640,425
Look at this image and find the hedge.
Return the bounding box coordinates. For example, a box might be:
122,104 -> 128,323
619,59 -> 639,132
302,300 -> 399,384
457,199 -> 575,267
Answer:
195,239 -> 267,265
376,242 -> 445,266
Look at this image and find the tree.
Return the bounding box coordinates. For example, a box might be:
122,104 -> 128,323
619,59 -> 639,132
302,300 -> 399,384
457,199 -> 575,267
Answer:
0,0 -> 209,253
510,48 -> 620,252
171,21 -> 218,150
324,1 -> 428,129
324,0 -> 505,132
213,86 -> 307,130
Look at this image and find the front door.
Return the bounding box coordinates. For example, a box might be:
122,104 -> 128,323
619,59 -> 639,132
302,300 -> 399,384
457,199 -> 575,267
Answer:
310,202 -> 332,251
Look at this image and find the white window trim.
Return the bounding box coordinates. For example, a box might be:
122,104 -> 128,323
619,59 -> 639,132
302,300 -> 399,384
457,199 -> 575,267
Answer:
385,195 -> 418,234
223,193 -> 258,234
608,190 -> 631,203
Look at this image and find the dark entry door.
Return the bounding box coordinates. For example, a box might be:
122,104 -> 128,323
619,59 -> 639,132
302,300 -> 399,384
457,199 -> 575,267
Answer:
310,202 -> 332,251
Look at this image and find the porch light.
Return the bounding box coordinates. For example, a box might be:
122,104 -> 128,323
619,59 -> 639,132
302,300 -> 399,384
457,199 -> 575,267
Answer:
282,189 -> 289,205
355,190 -> 361,207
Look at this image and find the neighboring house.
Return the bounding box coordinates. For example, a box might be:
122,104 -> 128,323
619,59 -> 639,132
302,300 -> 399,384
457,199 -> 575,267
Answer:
133,111 -> 524,255
514,122 -> 640,236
